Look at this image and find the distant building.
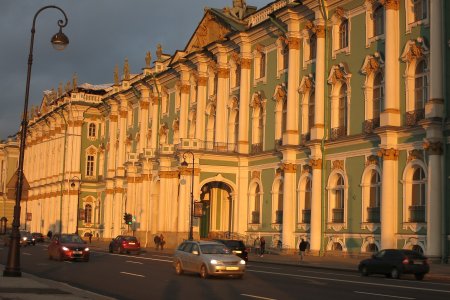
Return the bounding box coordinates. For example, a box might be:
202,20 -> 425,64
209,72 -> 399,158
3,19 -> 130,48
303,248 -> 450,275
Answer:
17,0 -> 449,258
0,137 -> 19,232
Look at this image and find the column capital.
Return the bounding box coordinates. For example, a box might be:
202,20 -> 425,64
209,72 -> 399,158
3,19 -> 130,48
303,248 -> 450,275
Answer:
241,58 -> 252,69
288,37 -> 301,50
151,95 -> 159,105
380,0 -> 400,10
217,68 -> 229,78
139,100 -> 150,109
281,163 -> 297,173
309,158 -> 322,169
423,141 -> 443,155
377,148 -> 399,160
198,77 -> 208,86
180,84 -> 190,94
315,25 -> 326,38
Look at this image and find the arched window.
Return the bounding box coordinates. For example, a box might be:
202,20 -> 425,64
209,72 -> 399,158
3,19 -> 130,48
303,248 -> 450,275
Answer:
303,178 -> 312,223
373,6 -> 384,36
373,72 -> 384,120
368,170 -> 381,222
339,19 -> 349,49
332,242 -> 343,251
272,179 -> 284,224
366,243 -> 378,252
86,155 -> 95,177
310,34 -> 317,60
338,85 -> 347,130
84,204 -> 92,223
413,0 -> 427,22
414,60 -> 428,110
331,175 -> 345,223
251,184 -> 261,224
88,123 -> 96,138
259,52 -> 266,79
410,166 -> 426,222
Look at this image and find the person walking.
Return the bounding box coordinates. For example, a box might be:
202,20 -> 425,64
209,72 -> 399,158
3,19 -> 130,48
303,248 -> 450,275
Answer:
260,237 -> 266,257
254,237 -> 261,255
299,238 -> 308,261
159,234 -> 166,250
154,234 -> 161,250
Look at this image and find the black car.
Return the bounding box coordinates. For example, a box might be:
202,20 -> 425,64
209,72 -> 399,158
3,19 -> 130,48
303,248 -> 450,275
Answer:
213,239 -> 248,262
31,232 -> 45,243
358,249 -> 429,280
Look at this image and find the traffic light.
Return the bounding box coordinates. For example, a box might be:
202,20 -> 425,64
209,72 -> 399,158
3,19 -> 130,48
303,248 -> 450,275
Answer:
125,213 -> 133,225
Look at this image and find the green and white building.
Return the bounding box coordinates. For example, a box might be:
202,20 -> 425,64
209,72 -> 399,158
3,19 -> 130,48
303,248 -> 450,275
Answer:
16,0 -> 450,259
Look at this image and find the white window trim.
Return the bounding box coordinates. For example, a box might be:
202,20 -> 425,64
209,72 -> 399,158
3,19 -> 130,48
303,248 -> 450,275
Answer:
401,159 -> 428,232
248,179 -> 263,227
297,172 -> 312,227
85,146 -> 97,179
327,63 -> 352,135
227,96 -> 239,147
87,122 -> 97,141
302,28 -> 316,69
326,169 -> 348,231
405,0 -> 429,33
400,38 -> 429,112
364,2 -> 385,47
331,9 -> 351,58
253,45 -> 267,86
360,164 -> 381,227
299,75 -> 315,136
271,176 -> 284,225
250,92 -> 266,148
276,36 -> 289,78
361,53 -> 385,121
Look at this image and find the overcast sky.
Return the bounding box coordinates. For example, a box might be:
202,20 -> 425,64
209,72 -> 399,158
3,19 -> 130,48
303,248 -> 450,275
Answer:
0,0 -> 271,140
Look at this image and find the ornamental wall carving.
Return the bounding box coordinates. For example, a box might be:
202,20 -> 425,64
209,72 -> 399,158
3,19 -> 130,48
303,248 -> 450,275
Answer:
197,77 -> 208,86
377,148 -> 399,160
281,163 -> 297,173
380,0 -> 399,10
288,37 -> 301,50
360,52 -> 384,76
365,155 -> 379,166
139,101 -> 149,109
423,141 -> 443,155
407,149 -> 423,162
159,171 -> 180,178
180,84 -> 190,94
309,158 -> 322,169
217,68 -> 229,79
401,38 -> 428,63
109,115 -> 118,122
179,167 -> 200,176
251,171 -> 261,179
302,165 -> 312,174
332,160 -> 344,171
241,58 -> 252,69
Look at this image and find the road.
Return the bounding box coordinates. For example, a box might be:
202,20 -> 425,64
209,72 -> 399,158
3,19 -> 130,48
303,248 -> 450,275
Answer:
1,243 -> 450,300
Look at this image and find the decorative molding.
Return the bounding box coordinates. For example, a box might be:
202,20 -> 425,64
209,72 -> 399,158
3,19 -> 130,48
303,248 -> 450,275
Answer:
217,68 -> 229,79
241,58 -> 252,69
297,223 -> 310,231
407,149 -> 423,162
377,148 -> 399,160
365,155 -> 379,166
251,171 -> 261,179
302,165 -> 312,174
360,52 -> 384,76
403,222 -> 426,233
423,141 -> 443,155
288,37 -> 301,50
197,77 -> 208,86
309,158 -> 322,170
281,163 -> 297,173
332,160 -> 344,171
361,222 -> 380,232
380,0 -> 399,10
139,101 -> 149,109
315,25 -> 325,38
159,171 -> 180,178
180,84 -> 190,94
109,115 -> 118,122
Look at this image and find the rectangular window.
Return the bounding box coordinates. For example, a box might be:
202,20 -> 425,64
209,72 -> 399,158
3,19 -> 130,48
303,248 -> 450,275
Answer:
413,0 -> 427,22
259,52 -> 266,79
86,155 -> 94,176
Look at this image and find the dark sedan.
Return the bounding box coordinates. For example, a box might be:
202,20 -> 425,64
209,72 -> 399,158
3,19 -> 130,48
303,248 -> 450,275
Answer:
31,232 -> 45,243
48,233 -> 90,262
358,249 -> 429,280
213,239 -> 249,262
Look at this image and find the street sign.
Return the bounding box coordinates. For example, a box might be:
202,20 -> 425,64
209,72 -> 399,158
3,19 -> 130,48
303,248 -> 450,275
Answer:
194,202 -> 203,217
26,213 -> 32,221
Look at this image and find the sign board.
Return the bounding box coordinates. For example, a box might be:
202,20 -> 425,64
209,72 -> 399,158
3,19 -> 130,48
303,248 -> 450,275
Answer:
194,202 -> 203,218
26,212 -> 32,221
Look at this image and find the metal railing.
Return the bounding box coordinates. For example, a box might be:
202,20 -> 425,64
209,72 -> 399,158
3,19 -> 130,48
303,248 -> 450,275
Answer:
332,208 -> 344,223
408,205 -> 425,222
302,209 -> 311,224
363,118 -> 380,134
251,143 -> 263,155
250,211 -> 260,224
405,108 -> 425,126
330,126 -> 346,140
366,206 -> 380,223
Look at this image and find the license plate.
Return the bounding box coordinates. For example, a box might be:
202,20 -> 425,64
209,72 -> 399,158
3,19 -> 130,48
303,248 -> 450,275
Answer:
226,267 -> 239,271
414,261 -> 423,265
129,242 -> 135,245
73,251 -> 82,254
233,250 -> 242,254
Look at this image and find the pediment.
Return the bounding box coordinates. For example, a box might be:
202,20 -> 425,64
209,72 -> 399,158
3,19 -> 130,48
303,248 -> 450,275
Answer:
185,12 -> 231,54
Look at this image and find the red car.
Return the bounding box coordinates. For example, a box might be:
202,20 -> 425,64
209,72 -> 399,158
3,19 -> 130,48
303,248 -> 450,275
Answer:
109,235 -> 141,255
48,233 -> 90,262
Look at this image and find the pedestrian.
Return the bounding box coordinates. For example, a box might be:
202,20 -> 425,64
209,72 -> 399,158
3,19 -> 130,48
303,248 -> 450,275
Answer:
159,234 -> 165,250
254,237 -> 261,255
260,237 -> 265,257
47,230 -> 52,240
277,239 -> 282,250
154,234 -> 161,250
88,232 -> 92,244
299,238 -> 308,261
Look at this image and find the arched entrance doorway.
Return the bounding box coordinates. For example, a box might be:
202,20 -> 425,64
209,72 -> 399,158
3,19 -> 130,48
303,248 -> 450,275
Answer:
199,181 -> 233,239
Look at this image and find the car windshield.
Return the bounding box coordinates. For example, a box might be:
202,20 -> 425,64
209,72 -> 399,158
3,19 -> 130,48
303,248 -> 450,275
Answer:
223,241 -> 244,248
200,244 -> 231,254
123,236 -> 138,242
60,235 -> 83,243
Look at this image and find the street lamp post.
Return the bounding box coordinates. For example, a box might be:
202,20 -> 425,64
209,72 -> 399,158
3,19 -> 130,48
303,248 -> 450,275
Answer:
181,151 -> 194,240
3,5 -> 69,277
70,176 -> 81,235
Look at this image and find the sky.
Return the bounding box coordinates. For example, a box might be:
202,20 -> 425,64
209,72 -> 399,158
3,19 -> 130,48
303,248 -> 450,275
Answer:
0,0 -> 271,140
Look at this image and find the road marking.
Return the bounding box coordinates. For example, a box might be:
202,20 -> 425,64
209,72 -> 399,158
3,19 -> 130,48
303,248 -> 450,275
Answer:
107,252 -> 172,263
241,294 -> 277,300
63,261 -> 72,264
151,254 -> 172,259
354,291 -> 415,299
247,265 -> 281,270
120,271 -> 145,278
126,260 -> 143,265
23,252 -> 32,255
248,270 -> 450,294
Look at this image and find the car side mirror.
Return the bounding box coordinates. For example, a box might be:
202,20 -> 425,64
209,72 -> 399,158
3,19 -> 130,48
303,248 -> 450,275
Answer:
192,250 -> 199,255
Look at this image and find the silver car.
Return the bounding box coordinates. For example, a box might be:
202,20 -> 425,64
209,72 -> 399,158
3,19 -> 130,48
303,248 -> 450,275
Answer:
173,240 -> 246,279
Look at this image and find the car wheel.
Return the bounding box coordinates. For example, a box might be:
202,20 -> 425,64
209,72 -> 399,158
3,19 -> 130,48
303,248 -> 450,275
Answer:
360,265 -> 369,276
236,274 -> 244,279
109,246 -> 113,253
58,252 -> 64,262
390,267 -> 400,279
175,261 -> 184,275
119,246 -> 124,254
200,264 -> 209,279
414,273 -> 425,280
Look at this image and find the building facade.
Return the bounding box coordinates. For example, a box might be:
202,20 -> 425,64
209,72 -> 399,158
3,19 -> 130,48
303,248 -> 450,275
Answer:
16,0 -> 450,258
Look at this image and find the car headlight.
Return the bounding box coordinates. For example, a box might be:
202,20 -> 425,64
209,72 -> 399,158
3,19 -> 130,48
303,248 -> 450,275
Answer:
22,237 -> 27,241
84,248 -> 90,252
61,246 -> 69,251
210,259 -> 218,265
239,259 -> 246,265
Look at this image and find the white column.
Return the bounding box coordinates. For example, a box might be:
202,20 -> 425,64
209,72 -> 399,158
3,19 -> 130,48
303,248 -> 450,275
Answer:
150,95 -> 159,150
309,157 -> 322,253
215,65 -> 229,145
138,91 -> 150,152
117,108 -> 127,176
425,141 -> 443,257
284,33 -> 301,145
380,0 -> 400,126
281,161 -> 297,250
195,75 -> 207,142
178,167 -> 190,233
107,114 -> 118,178
311,21 -> 326,140
379,147 -> 399,249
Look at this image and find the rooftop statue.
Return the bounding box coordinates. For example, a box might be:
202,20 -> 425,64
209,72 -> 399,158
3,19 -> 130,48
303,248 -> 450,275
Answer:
124,58 -> 130,80
145,51 -> 152,68
228,0 -> 247,20
114,64 -> 119,85
156,44 -> 163,60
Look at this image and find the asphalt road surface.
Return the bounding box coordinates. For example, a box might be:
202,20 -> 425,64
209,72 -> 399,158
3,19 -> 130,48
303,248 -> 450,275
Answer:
2,244 -> 450,300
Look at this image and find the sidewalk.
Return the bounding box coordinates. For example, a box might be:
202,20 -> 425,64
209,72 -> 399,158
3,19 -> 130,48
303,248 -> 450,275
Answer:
1,241 -> 449,299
